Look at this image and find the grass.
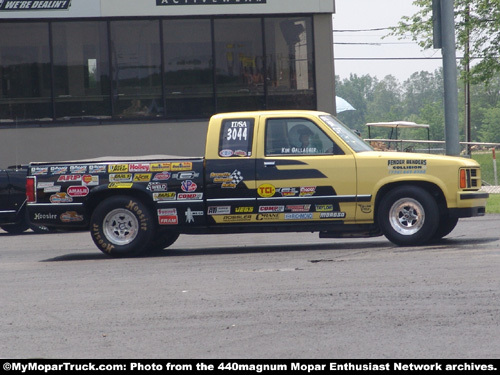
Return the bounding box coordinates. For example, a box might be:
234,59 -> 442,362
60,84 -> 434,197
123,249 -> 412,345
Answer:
470,152 -> 500,213
471,152 -> 499,186
486,194 -> 500,214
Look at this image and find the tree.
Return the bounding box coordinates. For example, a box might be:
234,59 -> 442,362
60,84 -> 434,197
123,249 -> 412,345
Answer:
389,0 -> 500,85
478,106 -> 500,143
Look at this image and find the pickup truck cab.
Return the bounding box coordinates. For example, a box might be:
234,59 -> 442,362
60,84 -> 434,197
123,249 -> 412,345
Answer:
26,110 -> 489,257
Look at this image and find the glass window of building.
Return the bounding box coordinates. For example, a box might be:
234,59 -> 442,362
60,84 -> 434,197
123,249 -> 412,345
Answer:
163,19 -> 214,119
110,20 -> 162,119
0,23 -> 52,122
214,18 -> 265,112
52,21 -> 111,120
264,17 -> 316,109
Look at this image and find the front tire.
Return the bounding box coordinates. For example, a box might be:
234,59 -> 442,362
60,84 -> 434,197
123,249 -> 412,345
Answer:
378,186 -> 439,246
90,195 -> 156,257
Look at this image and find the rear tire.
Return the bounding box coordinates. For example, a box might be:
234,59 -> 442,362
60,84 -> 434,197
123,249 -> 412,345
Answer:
378,186 -> 439,246
90,195 -> 156,257
150,230 -> 180,253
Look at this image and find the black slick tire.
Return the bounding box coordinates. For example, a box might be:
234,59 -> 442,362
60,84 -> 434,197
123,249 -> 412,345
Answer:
90,195 -> 156,257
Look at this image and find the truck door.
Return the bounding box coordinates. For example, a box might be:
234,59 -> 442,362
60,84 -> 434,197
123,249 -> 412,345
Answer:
205,117 -> 257,224
255,116 -> 358,225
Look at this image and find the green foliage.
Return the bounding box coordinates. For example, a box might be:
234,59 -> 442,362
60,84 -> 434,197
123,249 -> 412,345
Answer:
335,68 -> 500,146
478,107 -> 500,143
389,0 -> 500,85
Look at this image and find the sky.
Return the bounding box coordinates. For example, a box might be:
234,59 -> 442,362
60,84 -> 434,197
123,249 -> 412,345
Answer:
333,0 -> 443,82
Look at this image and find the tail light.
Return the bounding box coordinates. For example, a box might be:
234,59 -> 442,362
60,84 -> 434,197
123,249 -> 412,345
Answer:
26,176 -> 36,203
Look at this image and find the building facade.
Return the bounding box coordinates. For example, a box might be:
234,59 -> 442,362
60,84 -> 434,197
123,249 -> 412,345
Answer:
0,0 -> 336,166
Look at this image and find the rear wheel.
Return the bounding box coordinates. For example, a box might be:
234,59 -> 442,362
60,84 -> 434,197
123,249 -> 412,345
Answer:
150,230 -> 180,253
378,186 -> 439,246
90,195 -> 156,257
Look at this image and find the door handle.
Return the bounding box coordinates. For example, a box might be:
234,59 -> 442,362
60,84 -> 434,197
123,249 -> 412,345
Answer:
264,161 -> 276,168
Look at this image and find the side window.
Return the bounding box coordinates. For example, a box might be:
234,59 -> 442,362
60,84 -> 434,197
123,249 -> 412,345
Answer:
219,118 -> 254,157
265,119 -> 343,156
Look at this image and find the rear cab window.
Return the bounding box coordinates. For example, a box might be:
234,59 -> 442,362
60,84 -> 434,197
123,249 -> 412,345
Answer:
218,118 -> 255,158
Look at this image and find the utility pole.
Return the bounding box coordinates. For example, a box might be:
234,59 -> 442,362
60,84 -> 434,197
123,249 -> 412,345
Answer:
433,0 -> 461,156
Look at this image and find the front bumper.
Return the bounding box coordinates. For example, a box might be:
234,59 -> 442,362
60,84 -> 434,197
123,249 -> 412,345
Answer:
450,191 -> 489,218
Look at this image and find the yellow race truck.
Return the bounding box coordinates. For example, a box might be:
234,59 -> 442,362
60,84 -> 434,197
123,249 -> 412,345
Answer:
26,111 -> 488,257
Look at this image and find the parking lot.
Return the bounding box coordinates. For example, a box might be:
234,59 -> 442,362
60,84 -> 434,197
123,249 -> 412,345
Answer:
1,215 -> 499,359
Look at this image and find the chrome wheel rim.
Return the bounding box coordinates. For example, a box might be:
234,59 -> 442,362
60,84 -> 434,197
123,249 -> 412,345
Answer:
389,198 -> 425,236
103,208 -> 139,245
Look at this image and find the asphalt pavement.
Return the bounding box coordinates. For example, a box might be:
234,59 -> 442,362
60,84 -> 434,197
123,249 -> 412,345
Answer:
1,215 -> 499,359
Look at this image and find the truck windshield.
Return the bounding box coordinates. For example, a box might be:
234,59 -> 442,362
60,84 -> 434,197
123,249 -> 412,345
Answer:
320,115 -> 373,153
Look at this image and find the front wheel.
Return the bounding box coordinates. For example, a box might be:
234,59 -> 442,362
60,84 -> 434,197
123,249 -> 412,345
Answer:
90,195 -> 156,257
377,186 -> 439,246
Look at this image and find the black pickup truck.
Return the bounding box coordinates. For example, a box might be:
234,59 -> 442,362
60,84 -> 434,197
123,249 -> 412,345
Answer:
0,166 -> 30,233
0,166 -> 47,234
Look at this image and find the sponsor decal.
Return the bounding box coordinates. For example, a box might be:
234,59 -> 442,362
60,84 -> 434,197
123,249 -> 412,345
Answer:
256,213 -> 280,221
150,163 -> 171,172
172,171 -> 199,180
44,185 -> 61,193
147,182 -> 169,192
185,207 -> 204,223
320,212 -> 346,219
67,186 -> 89,198
259,205 -> 284,213
153,172 -> 171,181
109,174 -> 133,182
208,206 -> 231,215
388,159 -> 427,174
57,175 -> 82,182
108,164 -> 128,173
157,208 -> 178,225
0,0 -> 72,11
299,186 -> 316,196
37,182 -> 54,189
129,163 -> 150,172
89,165 -> 107,174
50,192 -> 73,203
315,204 -> 333,212
235,207 -> 254,213
153,192 -> 176,201
177,192 -> 203,200
359,204 -> 372,214
108,182 -> 133,189
31,167 -> 48,175
257,183 -> 275,198
50,166 -> 68,175
234,150 -> 248,157
156,0 -> 266,6
82,175 -> 99,186
222,215 -> 252,222
286,205 -> 311,212
284,213 -> 313,220
181,180 -> 197,192
278,187 -> 297,197
210,170 -> 243,188
219,149 -> 234,157
60,211 -> 84,223
133,173 -> 152,182
33,212 -> 58,221
70,165 -> 87,174
171,162 -> 193,171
